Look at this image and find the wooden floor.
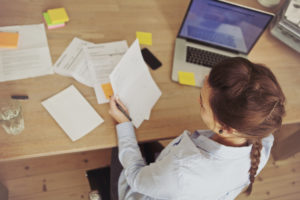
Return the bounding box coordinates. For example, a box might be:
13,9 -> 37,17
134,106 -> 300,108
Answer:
0,124 -> 300,200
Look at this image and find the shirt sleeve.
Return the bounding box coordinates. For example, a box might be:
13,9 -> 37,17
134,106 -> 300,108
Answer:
116,122 -> 179,199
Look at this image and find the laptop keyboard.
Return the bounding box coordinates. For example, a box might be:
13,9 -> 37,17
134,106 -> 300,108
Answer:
186,46 -> 230,67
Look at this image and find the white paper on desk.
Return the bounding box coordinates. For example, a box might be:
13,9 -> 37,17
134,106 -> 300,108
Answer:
41,85 -> 104,141
110,39 -> 162,128
85,40 -> 128,104
53,37 -> 94,87
0,24 -> 53,82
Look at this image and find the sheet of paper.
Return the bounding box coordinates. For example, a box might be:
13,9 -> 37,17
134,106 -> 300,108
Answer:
54,37 -> 94,87
110,39 -> 161,128
85,41 -> 128,104
0,24 -> 53,82
42,85 -> 104,141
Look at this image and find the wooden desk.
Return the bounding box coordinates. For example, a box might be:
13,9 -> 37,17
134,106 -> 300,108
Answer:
0,0 -> 299,161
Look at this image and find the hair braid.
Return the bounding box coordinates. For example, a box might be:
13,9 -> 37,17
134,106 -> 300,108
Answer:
245,139 -> 262,195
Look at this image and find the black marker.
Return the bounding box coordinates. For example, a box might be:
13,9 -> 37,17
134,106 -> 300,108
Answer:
11,95 -> 29,100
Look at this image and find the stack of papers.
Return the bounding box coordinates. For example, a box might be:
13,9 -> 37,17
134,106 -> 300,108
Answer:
0,32 -> 19,48
284,0 -> 300,27
110,39 -> 162,128
0,24 -> 53,82
54,37 -> 94,87
85,41 -> 128,104
53,37 -> 161,128
43,8 -> 69,30
54,38 -> 128,104
42,85 -> 104,141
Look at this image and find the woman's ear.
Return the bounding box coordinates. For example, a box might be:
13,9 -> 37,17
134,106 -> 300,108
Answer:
215,123 -> 236,136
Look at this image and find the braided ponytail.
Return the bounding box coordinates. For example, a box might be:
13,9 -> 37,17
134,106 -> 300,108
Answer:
245,139 -> 262,195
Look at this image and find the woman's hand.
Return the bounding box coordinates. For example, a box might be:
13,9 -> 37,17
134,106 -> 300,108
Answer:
109,96 -> 130,124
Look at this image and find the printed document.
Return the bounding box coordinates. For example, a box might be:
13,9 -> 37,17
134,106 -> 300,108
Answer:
285,0 -> 300,26
85,40 -> 128,104
53,37 -> 94,87
110,39 -> 161,128
0,24 -> 53,82
42,85 -> 104,141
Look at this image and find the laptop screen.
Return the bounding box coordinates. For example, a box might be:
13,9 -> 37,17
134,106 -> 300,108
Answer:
178,0 -> 273,54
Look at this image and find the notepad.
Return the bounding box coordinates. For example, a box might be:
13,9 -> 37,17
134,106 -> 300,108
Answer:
0,31 -> 19,48
178,71 -> 196,86
48,8 -> 69,24
43,12 -> 65,29
136,32 -> 152,45
43,12 -> 64,26
42,85 -> 104,141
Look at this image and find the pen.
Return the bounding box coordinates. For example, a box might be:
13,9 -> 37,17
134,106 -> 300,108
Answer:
11,95 -> 29,100
116,103 -> 132,121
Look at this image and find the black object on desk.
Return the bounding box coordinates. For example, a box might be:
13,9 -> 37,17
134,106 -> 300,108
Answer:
86,167 -> 110,200
11,95 -> 29,100
141,48 -> 162,70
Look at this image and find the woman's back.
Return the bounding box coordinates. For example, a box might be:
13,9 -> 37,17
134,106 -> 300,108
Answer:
118,129 -> 274,200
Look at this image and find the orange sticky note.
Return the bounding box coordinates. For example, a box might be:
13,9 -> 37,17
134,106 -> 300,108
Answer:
48,8 -> 69,24
0,32 -> 19,48
101,83 -> 114,99
178,71 -> 196,86
136,32 -> 152,45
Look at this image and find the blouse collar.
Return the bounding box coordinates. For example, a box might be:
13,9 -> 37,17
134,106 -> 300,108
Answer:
186,130 -> 253,159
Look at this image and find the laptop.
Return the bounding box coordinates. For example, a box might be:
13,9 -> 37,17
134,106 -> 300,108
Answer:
172,0 -> 274,87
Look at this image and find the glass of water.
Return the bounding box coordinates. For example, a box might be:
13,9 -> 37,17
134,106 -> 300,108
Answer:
0,98 -> 24,135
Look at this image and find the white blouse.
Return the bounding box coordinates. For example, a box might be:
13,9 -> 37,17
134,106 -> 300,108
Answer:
116,122 -> 274,200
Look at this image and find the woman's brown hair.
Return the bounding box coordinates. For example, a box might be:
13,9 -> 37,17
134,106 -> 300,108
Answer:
208,57 -> 285,195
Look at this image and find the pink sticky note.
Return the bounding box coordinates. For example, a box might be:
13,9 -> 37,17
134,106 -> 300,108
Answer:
47,23 -> 65,30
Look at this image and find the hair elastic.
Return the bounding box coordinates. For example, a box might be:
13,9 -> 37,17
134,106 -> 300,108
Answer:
266,101 -> 279,120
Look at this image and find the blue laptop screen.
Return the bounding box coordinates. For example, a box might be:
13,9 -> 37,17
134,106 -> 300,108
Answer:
178,0 -> 273,54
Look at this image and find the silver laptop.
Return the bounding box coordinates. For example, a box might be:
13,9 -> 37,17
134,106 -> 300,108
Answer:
172,0 -> 274,87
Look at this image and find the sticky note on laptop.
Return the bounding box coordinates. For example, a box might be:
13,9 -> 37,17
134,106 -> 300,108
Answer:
48,8 -> 69,24
178,71 -> 196,86
0,32 -> 19,48
136,32 -> 152,45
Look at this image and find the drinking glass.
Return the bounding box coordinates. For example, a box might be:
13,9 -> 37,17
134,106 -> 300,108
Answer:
257,0 -> 281,7
0,98 -> 24,135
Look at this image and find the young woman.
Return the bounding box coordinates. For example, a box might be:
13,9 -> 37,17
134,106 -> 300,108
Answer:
109,57 -> 285,200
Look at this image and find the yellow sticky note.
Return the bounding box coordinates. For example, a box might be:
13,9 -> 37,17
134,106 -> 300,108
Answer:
178,71 -> 196,86
136,32 -> 152,45
0,32 -> 19,48
48,8 -> 69,24
101,83 -> 114,99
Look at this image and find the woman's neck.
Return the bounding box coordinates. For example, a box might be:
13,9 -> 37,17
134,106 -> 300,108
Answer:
211,134 -> 248,147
